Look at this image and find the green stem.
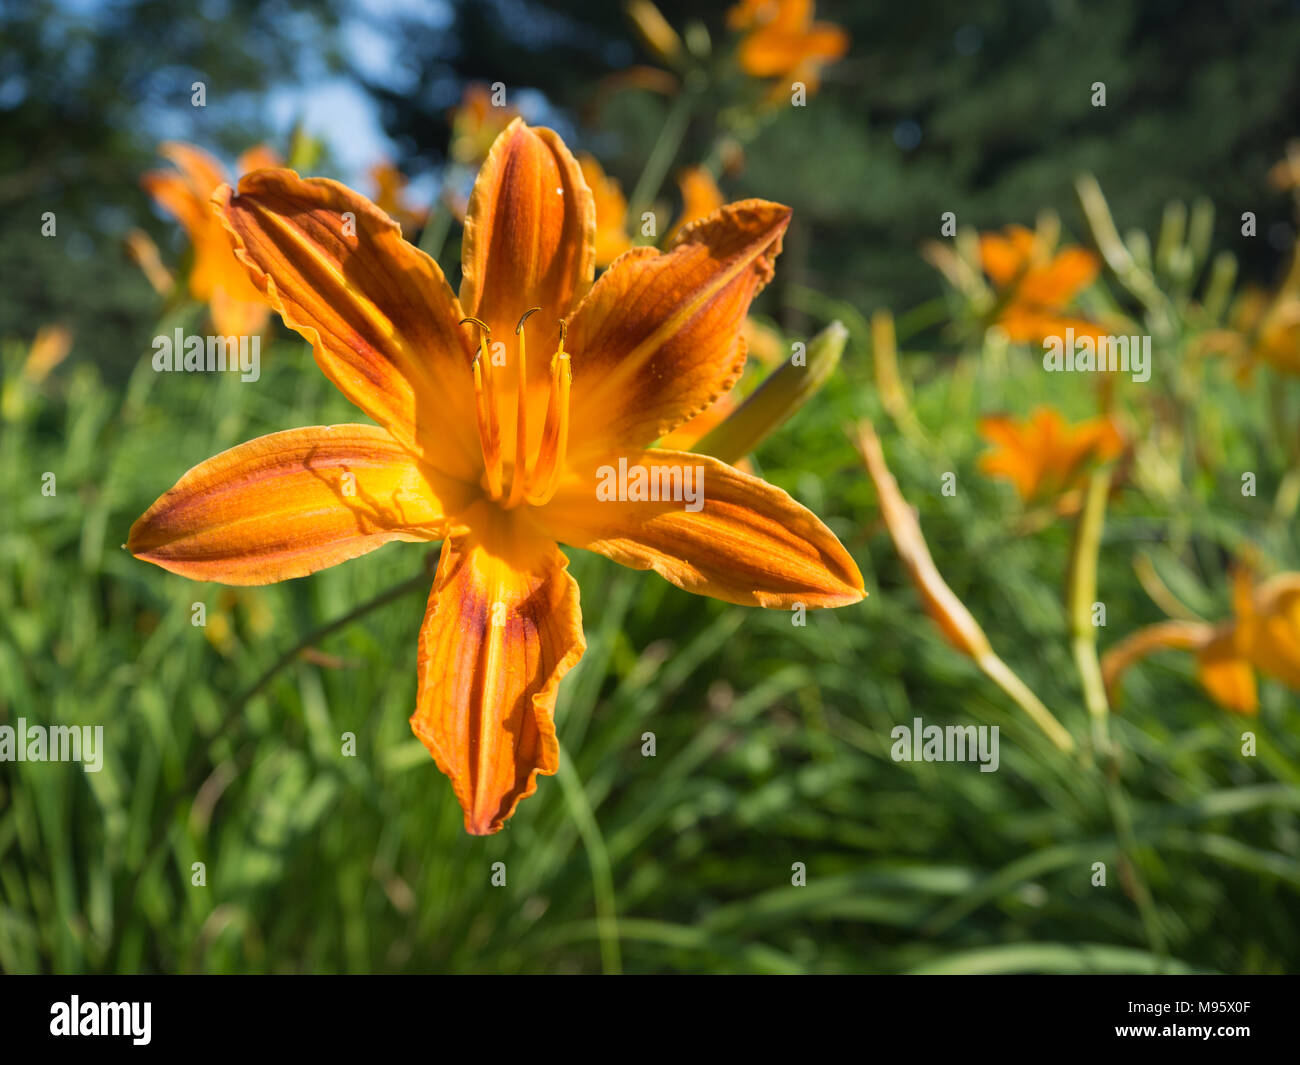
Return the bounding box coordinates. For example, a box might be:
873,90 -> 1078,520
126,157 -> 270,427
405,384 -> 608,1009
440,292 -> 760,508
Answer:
418,204 -> 454,262
556,745 -> 622,975
235,551 -> 438,710
1105,771 -> 1168,958
1065,467 -> 1167,956
1067,467 -> 1113,760
628,89 -> 695,228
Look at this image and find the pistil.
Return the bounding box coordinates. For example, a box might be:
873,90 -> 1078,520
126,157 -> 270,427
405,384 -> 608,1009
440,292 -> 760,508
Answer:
504,308 -> 540,509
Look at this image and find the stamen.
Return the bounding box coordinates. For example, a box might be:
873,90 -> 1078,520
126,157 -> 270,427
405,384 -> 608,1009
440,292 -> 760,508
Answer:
504,307 -> 541,509
525,320 -> 572,507
461,317 -> 502,499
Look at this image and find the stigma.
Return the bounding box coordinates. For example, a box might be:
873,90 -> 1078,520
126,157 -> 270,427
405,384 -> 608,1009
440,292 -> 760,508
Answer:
460,311 -> 571,509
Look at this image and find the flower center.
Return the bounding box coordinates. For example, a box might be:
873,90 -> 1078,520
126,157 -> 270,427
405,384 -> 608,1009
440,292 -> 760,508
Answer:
460,310 -> 571,509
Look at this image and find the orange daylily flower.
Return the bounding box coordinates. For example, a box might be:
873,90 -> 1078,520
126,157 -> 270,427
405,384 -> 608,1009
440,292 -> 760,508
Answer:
1221,247 -> 1300,376
143,142 -> 279,339
978,407 -> 1123,504
1103,570 -> 1300,715
729,0 -> 849,94
979,224 -> 1105,343
128,119 -> 864,836
369,159 -> 430,237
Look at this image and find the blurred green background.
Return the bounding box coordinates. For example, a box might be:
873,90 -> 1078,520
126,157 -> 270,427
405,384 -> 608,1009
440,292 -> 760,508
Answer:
2,0 -> 1299,974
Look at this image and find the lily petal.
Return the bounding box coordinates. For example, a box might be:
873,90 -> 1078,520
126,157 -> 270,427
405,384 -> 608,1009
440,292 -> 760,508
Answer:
1196,627 -> 1258,714
128,425 -> 466,585
141,167 -> 211,247
536,449 -> 863,607
1101,619 -> 1215,707
460,119 -> 595,355
1244,575 -> 1300,689
411,503 -> 585,835
739,22 -> 850,79
158,142 -> 226,202
566,199 -> 791,457
214,169 -> 482,481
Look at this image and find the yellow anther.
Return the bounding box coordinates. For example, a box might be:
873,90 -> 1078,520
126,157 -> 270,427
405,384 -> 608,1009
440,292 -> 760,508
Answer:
515,307 -> 541,334
525,342 -> 572,507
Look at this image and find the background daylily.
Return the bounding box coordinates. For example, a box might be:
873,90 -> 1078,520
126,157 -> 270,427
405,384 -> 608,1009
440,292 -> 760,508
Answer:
127,118 -> 864,836
369,159 -> 430,238
142,141 -> 280,339
1218,246 -> 1300,377
664,166 -> 725,244
978,223 -> 1106,343
1103,570 -> 1300,715
728,0 -> 849,96
978,406 -> 1123,506
581,154 -> 725,264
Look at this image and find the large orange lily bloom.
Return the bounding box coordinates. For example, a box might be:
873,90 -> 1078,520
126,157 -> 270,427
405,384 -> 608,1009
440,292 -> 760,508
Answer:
142,142 -> 278,339
979,224 -> 1106,343
128,119 -> 865,835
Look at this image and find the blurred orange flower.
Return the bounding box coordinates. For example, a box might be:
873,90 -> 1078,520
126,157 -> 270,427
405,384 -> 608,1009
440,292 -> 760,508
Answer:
978,407 -> 1123,503
1267,140 -> 1300,192
142,142 -> 277,339
665,166 -> 725,244
979,224 -> 1104,343
1103,570 -> 1300,715
369,159 -> 430,237
729,0 -> 849,95
582,156 -> 727,269
1224,248 -> 1300,376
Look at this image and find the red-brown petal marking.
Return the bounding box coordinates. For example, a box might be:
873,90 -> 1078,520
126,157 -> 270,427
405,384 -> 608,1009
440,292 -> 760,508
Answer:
214,169 -> 483,483
565,200 -> 791,458
411,503 -> 586,835
535,449 -> 864,608
128,425 -> 466,585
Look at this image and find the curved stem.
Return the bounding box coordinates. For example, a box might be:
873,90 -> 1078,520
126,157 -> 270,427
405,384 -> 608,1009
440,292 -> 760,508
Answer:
235,551 -> 438,710
628,89 -> 695,228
